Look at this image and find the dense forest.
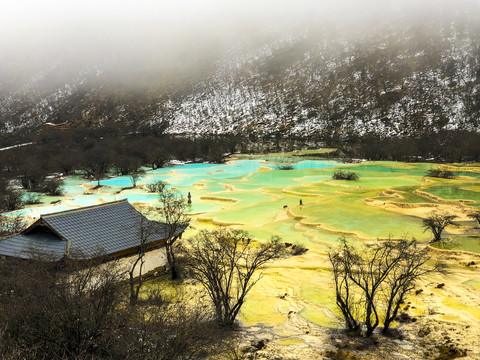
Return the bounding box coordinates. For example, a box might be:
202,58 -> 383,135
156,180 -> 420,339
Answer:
0,126 -> 241,210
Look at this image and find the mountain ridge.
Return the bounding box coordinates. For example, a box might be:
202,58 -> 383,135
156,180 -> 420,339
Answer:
1,7 -> 479,138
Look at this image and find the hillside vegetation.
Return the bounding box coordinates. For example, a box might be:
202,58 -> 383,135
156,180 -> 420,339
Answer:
1,4 -> 479,142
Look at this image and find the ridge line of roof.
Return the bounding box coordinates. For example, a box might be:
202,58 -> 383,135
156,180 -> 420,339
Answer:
36,218 -> 69,242
41,199 -> 130,218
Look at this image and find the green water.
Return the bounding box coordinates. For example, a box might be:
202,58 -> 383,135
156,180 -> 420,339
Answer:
424,183 -> 480,207
297,194 -> 425,239
431,236 -> 480,253
6,159 -> 480,328
9,160 -> 480,244
389,186 -> 436,203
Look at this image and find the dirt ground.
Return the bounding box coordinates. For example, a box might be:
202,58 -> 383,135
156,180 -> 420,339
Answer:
235,248 -> 480,360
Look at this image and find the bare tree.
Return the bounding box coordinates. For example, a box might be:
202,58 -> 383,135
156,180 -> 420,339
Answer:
381,240 -> 437,333
150,181 -> 189,280
84,163 -> 109,187
129,168 -> 145,188
422,210 -> 457,242
16,160 -> 48,190
116,285 -> 241,360
0,252 -> 243,359
0,179 -> 25,237
329,238 -> 434,336
183,229 -> 285,327
468,210 -> 480,226
82,147 -> 111,187
0,214 -> 25,238
128,215 -> 155,305
40,178 -> 64,196
328,240 -> 361,332
340,239 -> 400,336
0,178 -> 24,212
0,256 -> 127,359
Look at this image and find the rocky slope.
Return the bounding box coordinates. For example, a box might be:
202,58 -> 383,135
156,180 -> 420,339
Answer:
1,3 -> 479,139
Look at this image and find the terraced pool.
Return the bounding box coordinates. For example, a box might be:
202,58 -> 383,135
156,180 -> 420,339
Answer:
7,158 -> 480,328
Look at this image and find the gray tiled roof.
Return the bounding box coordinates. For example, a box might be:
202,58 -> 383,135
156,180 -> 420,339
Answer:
0,200 -> 188,260
0,232 -> 66,260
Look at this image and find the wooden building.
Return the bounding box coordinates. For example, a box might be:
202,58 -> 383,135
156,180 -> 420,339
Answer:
0,200 -> 187,261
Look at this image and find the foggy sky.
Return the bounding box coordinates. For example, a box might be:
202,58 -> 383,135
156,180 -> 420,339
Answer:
0,0 -> 476,86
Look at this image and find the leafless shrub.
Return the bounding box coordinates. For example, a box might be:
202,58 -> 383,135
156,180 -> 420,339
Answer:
468,210 -> 480,226
114,285 -> 238,360
182,229 -> 285,327
0,214 -> 25,238
329,237 -> 438,336
150,180 -> 190,279
0,256 -> 127,359
422,210 -> 457,242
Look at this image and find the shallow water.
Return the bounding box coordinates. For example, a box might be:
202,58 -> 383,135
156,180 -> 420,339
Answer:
7,159 -> 480,329
425,183 -> 480,207
431,236 -> 480,254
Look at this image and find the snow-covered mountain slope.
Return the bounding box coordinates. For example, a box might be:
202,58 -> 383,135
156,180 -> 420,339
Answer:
1,11 -> 479,138
163,21 -> 480,137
